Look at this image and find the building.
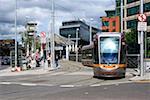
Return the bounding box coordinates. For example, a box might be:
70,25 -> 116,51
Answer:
101,10 -> 120,32
116,0 -> 150,33
117,0 -> 150,57
59,20 -> 100,61
59,20 -> 100,46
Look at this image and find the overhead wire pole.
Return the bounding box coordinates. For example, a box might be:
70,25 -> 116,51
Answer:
76,28 -> 79,62
89,18 -> 93,44
140,0 -> 144,76
15,0 -> 18,69
50,0 -> 56,69
121,0 -> 123,33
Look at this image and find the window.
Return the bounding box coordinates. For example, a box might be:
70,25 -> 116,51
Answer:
144,2 -> 150,12
116,0 -> 120,7
127,0 -> 139,4
102,21 -> 109,27
127,6 -> 139,16
99,37 -> 120,64
127,19 -> 137,29
147,16 -> 150,26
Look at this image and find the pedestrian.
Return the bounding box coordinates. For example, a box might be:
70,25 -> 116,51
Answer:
55,54 -> 59,68
47,53 -> 51,67
35,49 -> 40,67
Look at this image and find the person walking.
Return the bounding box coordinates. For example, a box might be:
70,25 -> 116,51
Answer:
47,53 -> 51,67
35,49 -> 40,67
55,54 -> 59,68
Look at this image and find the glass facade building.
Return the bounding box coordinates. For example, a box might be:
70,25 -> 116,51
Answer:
59,20 -> 100,46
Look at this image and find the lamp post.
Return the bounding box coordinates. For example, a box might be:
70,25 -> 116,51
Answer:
76,28 -> 79,62
68,34 -> 71,51
15,0 -> 18,68
66,34 -> 71,60
121,0 -> 123,33
89,18 -> 93,44
25,16 -> 29,57
50,0 -> 56,69
140,0 -> 144,77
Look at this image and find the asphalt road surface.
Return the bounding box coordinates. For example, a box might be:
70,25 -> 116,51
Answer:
0,82 -> 149,100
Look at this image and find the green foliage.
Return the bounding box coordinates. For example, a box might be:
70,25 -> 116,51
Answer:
125,29 -> 138,44
125,29 -> 139,54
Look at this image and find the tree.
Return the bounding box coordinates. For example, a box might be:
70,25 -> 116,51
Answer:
125,29 -> 140,54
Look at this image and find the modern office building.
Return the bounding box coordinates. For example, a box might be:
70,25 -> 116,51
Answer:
101,10 -> 120,32
117,0 -> 150,57
59,20 -> 100,46
116,0 -> 150,33
59,20 -> 100,61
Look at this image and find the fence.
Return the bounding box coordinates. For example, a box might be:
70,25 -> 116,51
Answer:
126,54 -> 140,68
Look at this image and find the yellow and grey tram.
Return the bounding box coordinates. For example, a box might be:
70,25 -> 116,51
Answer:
82,32 -> 126,78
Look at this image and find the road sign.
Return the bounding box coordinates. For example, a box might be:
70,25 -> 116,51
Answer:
40,32 -> 46,43
137,22 -> 147,31
138,14 -> 147,22
40,32 -> 46,38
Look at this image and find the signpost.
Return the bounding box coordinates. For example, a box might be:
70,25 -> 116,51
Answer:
40,32 -> 46,62
138,14 -> 147,22
138,0 -> 147,77
40,32 -> 46,44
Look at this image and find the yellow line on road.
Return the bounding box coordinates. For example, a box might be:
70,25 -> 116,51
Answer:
135,80 -> 150,83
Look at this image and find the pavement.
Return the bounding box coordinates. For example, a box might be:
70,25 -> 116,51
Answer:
0,60 -> 149,82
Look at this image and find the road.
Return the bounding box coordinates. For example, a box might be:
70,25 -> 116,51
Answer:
0,82 -> 149,100
0,61 -> 134,87
0,61 -> 149,100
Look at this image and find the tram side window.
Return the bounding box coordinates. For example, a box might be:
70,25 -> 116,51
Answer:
82,49 -> 93,60
120,45 -> 126,64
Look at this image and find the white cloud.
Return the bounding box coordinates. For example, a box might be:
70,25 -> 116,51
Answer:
0,0 -> 116,35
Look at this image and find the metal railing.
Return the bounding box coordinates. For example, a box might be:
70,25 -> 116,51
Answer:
126,54 -> 140,68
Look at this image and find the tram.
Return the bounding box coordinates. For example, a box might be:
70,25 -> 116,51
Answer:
81,32 -> 126,78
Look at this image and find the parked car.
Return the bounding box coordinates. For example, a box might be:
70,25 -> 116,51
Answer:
1,56 -> 10,65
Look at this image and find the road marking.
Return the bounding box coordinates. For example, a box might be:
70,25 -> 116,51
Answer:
0,82 -> 11,85
20,83 -> 37,86
135,80 -> 150,83
60,85 -> 75,88
90,84 -> 101,87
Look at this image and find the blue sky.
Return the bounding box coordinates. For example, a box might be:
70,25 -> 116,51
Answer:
0,0 -> 115,38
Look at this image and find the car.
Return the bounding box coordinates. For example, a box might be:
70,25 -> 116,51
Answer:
1,56 -> 10,65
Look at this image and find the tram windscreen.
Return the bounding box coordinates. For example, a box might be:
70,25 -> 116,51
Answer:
100,37 -> 119,64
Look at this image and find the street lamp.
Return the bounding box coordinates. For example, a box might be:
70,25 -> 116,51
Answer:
68,34 -> 71,51
76,28 -> 79,62
15,0 -> 18,68
50,0 -> 56,69
89,18 -> 93,44
140,0 -> 144,77
66,34 -> 71,60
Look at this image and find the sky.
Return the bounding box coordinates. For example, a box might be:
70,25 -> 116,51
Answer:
0,0 -> 115,38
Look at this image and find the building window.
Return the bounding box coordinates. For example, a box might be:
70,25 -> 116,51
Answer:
116,0 -> 120,7
127,19 -> 137,29
144,2 -> 150,12
116,8 -> 120,16
127,0 -> 139,4
113,21 -> 116,26
127,6 -> 139,16
147,16 -> 150,26
102,21 -> 109,27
